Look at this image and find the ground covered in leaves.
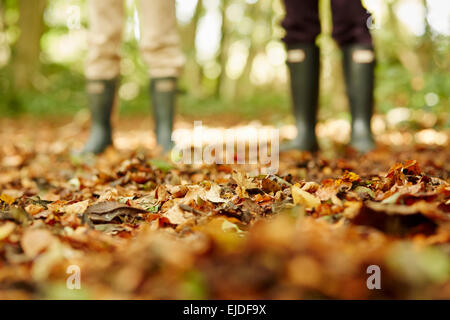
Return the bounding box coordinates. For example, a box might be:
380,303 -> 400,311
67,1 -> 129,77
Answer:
0,119 -> 449,299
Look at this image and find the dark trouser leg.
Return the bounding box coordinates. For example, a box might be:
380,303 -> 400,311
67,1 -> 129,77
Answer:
282,0 -> 320,152
282,0 -> 321,45
330,0 -> 373,47
81,79 -> 117,154
151,77 -> 176,152
331,0 -> 375,152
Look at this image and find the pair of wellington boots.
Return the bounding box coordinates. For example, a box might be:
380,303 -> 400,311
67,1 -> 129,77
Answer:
80,77 -> 176,155
284,43 -> 376,153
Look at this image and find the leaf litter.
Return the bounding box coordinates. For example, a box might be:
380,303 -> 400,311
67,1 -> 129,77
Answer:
0,123 -> 449,299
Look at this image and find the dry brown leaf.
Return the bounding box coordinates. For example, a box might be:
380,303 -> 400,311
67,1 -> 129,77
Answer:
301,182 -> 320,193
84,201 -> 148,223
291,184 -> 321,209
0,193 -> 16,205
21,229 -> 57,259
163,204 -> 190,225
167,185 -> 189,198
25,204 -> 45,215
63,200 -> 90,215
232,171 -> 257,190
0,222 -> 16,240
203,184 -> 226,203
342,201 -> 362,219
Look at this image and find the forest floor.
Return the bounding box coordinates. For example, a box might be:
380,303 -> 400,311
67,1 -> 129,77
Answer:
0,117 -> 449,299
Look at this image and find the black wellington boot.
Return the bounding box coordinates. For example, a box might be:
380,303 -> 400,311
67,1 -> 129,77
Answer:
342,44 -> 376,153
81,79 -> 117,154
282,43 -> 320,152
151,77 -> 177,153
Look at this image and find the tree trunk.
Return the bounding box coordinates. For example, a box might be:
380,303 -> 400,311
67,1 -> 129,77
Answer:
180,0 -> 204,96
12,0 -> 46,90
235,0 -> 268,99
0,0 -> 5,31
419,0 -> 435,72
214,0 -> 230,99
386,1 -> 423,78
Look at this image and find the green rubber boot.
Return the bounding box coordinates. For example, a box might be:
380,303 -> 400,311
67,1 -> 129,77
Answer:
342,44 -> 376,153
151,77 -> 177,153
282,43 -> 320,152
81,79 -> 117,154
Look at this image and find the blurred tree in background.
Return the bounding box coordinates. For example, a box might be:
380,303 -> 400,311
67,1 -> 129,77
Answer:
0,0 -> 448,129
13,0 -> 46,89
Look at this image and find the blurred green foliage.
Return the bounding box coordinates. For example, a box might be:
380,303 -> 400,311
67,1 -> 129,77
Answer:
0,0 -> 448,129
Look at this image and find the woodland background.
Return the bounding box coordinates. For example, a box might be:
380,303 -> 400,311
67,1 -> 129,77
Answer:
0,0 -> 448,130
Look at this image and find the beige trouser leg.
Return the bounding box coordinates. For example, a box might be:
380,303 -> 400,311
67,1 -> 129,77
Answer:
138,0 -> 185,78
85,0 -> 124,80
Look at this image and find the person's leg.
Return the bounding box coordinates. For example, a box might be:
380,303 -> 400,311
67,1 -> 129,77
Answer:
138,0 -> 184,152
331,0 -> 375,153
83,0 -> 124,154
282,0 -> 321,46
282,0 -> 321,151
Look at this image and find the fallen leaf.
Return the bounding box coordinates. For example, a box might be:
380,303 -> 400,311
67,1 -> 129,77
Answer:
149,159 -> 173,173
342,201 -> 362,219
221,219 -> 244,234
0,222 -> 15,240
163,204 -> 190,225
83,201 -> 148,223
94,224 -> 133,235
232,171 -> 258,190
21,229 -> 57,259
353,186 -> 375,200
336,171 -> 360,185
179,203 -> 203,215
25,204 -> 45,215
0,193 -> 15,205
0,208 -> 32,225
155,185 -> 170,202
203,184 -> 226,203
301,182 -> 320,193
349,201 -> 445,236
261,177 -> 281,193
63,200 -> 90,215
168,185 -> 189,198
291,185 -> 321,209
